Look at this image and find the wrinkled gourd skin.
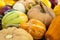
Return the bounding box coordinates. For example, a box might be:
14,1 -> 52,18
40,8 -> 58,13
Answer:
27,2 -> 55,26
20,19 -> 46,39
45,16 -> 60,40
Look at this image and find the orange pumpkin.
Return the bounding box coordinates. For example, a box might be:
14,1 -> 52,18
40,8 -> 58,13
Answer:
45,16 -> 60,40
20,19 -> 46,39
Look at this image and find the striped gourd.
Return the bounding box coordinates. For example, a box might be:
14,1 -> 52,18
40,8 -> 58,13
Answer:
2,10 -> 28,28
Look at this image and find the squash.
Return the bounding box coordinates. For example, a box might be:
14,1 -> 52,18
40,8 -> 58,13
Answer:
2,10 -> 28,28
54,4 -> 60,16
13,2 -> 26,13
20,19 -> 46,39
0,0 -> 6,9
4,0 -> 16,6
41,0 -> 51,8
27,1 -> 55,26
45,16 -> 60,40
0,27 -> 33,40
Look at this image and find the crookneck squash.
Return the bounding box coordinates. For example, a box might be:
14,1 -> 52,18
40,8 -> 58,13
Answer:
45,16 -> 60,40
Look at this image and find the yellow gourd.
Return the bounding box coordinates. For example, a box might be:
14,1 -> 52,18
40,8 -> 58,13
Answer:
54,4 -> 60,16
41,0 -> 51,8
45,16 -> 60,40
0,0 -> 6,9
4,0 -> 16,6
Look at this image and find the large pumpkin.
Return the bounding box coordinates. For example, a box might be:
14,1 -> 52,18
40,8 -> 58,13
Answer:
2,10 -> 28,28
45,16 -> 60,40
20,19 -> 46,39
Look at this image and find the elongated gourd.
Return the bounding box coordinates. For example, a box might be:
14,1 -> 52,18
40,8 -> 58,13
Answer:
45,16 -> 60,40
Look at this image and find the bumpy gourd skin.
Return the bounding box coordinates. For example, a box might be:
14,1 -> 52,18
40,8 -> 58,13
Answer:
0,27 -> 33,40
45,16 -> 60,40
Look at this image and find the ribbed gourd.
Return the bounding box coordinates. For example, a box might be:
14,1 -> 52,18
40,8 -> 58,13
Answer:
20,19 -> 46,39
2,10 -> 28,28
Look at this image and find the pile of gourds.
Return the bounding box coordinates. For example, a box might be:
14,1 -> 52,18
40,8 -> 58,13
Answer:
0,0 -> 60,40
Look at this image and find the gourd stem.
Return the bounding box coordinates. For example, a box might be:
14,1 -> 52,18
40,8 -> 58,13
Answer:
40,1 -> 55,18
40,1 -> 46,13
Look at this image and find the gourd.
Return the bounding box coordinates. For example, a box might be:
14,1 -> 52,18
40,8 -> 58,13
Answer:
13,2 -> 26,13
20,19 -> 46,39
4,0 -> 16,6
41,0 -> 51,8
0,0 -> 6,9
45,16 -> 60,40
54,4 -> 60,16
0,5 -> 12,15
0,27 -> 33,40
2,10 -> 28,28
27,1 -> 55,26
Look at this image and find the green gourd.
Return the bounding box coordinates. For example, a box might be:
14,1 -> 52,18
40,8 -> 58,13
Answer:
2,10 -> 28,28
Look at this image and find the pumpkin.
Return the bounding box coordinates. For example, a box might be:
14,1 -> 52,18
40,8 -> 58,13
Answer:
2,10 -> 28,28
20,19 -> 46,39
27,1 -> 55,26
45,16 -> 60,40
0,27 -> 33,40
